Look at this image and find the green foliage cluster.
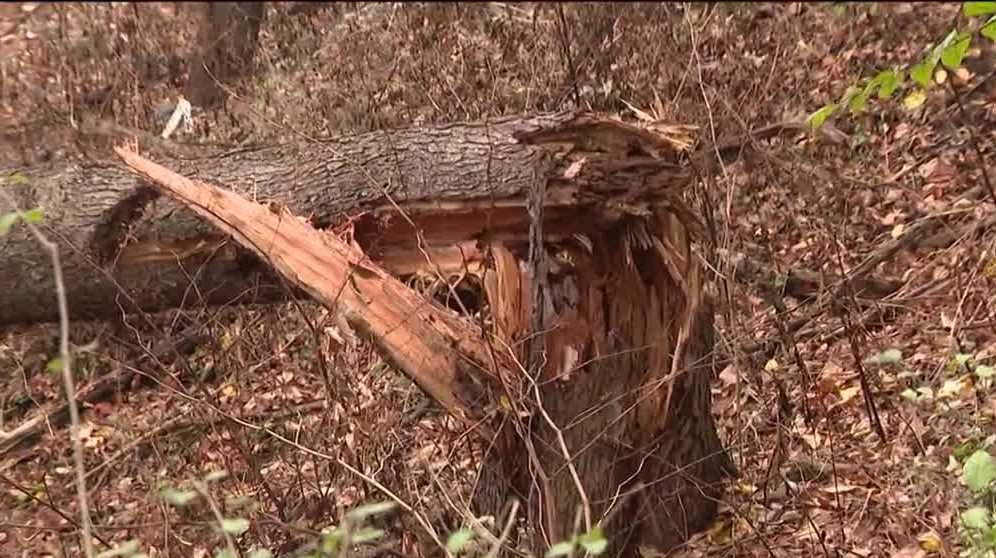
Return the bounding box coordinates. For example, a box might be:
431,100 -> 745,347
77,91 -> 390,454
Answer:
808,2 -> 996,130
886,346 -> 996,556
958,449 -> 996,557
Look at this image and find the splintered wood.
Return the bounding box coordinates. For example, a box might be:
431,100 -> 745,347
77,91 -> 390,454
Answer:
115,111 -> 728,553
114,146 -> 502,431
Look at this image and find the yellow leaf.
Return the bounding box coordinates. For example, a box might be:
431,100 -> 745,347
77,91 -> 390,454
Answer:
220,384 -> 238,398
706,516 -> 734,544
734,481 -> 756,495
891,223 -> 905,239
838,385 -> 861,403
984,258 -> 996,279
764,358 -> 780,372
917,530 -> 943,553
937,376 -> 972,399
904,89 -> 927,111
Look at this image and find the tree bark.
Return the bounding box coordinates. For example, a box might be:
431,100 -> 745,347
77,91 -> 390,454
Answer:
0,112 -> 691,327
1,111 -> 731,555
185,2 -> 265,109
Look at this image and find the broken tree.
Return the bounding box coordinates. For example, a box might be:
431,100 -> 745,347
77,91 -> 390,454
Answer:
1,112 -> 734,555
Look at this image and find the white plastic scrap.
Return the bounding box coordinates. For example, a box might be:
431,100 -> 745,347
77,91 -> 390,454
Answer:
160,97 -> 193,139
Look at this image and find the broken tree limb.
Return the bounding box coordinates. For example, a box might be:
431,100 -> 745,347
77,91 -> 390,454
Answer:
113,146 -> 505,431
6,111 -> 735,555
0,111 -> 695,327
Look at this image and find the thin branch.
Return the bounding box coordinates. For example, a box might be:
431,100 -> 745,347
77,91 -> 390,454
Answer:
485,499 -> 521,558
194,480 -> 238,556
0,190 -> 94,557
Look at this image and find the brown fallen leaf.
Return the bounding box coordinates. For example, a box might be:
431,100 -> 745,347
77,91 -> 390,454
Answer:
890,545 -> 925,558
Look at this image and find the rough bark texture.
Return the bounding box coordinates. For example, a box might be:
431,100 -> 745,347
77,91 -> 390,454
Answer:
0,112 -> 690,327
475,212 -> 733,556
2,111 -> 731,555
185,2 -> 265,109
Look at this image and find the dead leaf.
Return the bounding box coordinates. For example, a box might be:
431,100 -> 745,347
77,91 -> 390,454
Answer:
890,546 -> 926,558
718,364 -> 740,386
881,209 -> 903,226
819,482 -> 860,494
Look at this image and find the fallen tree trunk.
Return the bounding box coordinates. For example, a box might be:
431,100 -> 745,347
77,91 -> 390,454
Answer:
2,112 -> 730,555
0,112 -> 695,327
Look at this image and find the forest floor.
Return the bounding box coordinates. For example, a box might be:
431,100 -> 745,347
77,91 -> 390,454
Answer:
2,2 -> 996,557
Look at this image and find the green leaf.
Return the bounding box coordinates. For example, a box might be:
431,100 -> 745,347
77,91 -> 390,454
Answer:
962,450 -> 996,493
20,207 -> 44,224
983,526 -> 996,548
221,517 -> 250,535
875,69 -> 902,99
0,212 -> 20,235
203,469 -> 228,483
46,357 -> 64,374
964,2 -> 996,16
900,387 -> 933,402
345,501 -> 396,522
955,441 -> 980,462
983,16 -> 996,41
938,28 -> 960,51
545,541 -> 576,557
807,104 -> 838,130
953,353 -> 973,367
866,348 -> 902,365
95,540 -> 141,558
214,550 -> 236,558
352,527 -> 385,544
579,526 -> 608,555
246,550 -> 273,558
320,527 -> 344,553
961,507 -> 992,530
446,528 -> 476,555
975,364 -> 995,379
941,32 -> 972,69
849,90 -> 870,114
159,487 -> 199,507
838,85 -> 861,106
909,60 -> 935,87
